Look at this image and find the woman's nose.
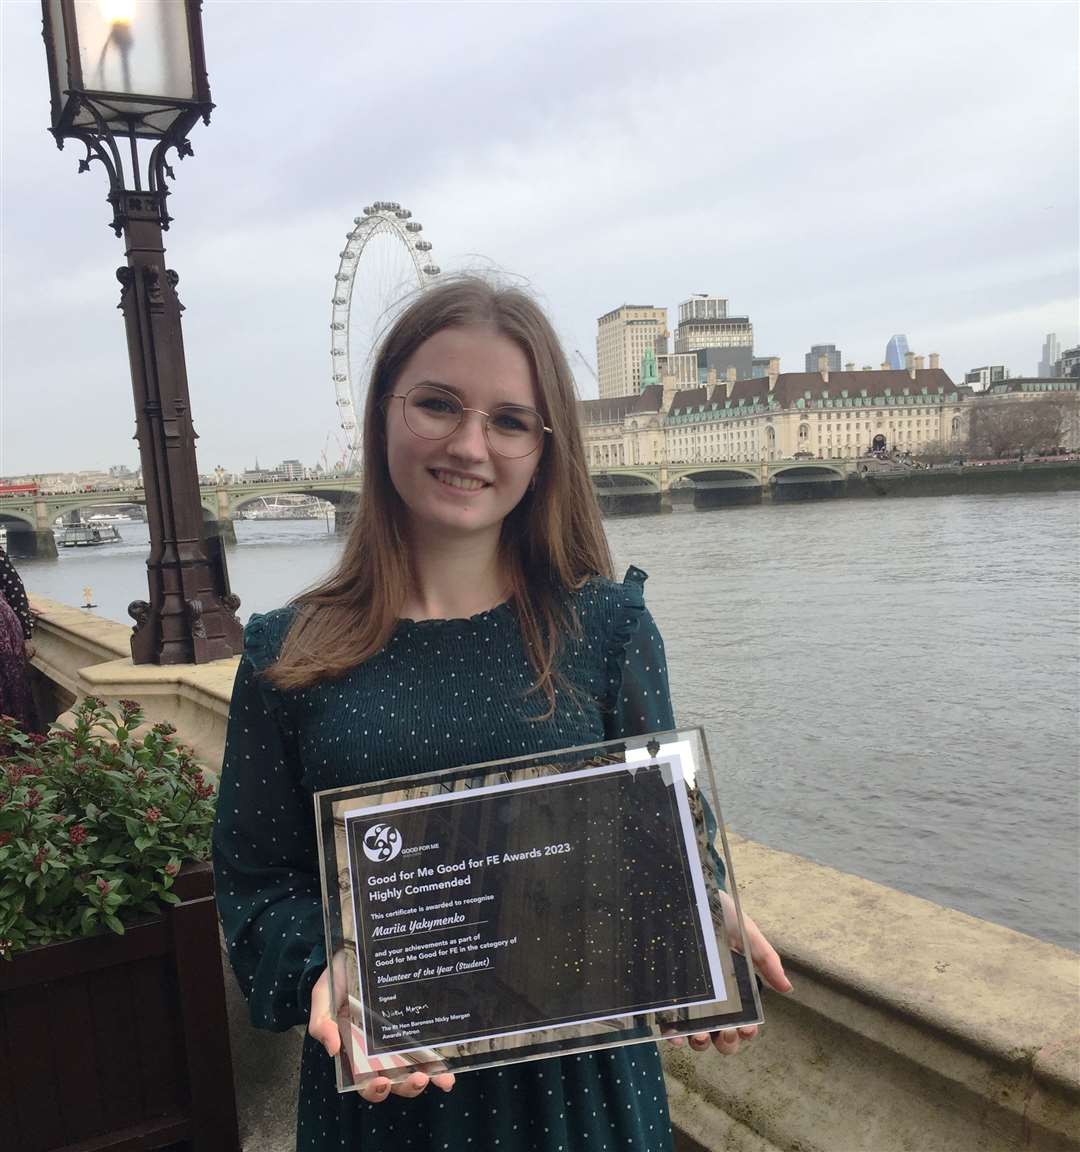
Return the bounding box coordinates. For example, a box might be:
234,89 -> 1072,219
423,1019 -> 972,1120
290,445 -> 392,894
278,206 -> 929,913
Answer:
446,409 -> 489,459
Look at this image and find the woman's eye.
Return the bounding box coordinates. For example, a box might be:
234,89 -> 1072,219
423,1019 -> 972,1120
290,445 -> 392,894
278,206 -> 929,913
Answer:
417,397 -> 457,415
492,412 -> 529,433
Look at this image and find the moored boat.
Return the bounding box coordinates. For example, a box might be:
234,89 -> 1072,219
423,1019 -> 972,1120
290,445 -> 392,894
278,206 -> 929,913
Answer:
58,524 -> 123,547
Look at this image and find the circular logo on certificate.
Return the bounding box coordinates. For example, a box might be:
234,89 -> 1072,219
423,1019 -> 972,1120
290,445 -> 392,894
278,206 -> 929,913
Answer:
363,822 -> 403,862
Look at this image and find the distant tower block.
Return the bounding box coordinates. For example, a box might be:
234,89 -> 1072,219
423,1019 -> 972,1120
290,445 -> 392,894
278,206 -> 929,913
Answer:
885,334 -> 910,370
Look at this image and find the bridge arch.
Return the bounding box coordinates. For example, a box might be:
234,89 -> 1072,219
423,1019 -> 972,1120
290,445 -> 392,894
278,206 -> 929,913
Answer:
675,466 -> 761,488
0,507 -> 36,532
590,470 -> 662,494
228,486 -> 354,518
770,462 -> 848,483
47,495 -> 148,526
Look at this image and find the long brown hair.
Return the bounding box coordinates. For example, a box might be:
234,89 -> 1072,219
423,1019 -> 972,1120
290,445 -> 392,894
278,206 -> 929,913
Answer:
267,275 -> 612,715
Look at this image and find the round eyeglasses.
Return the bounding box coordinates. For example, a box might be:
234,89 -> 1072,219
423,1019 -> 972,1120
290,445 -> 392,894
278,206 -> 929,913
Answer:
385,384 -> 552,459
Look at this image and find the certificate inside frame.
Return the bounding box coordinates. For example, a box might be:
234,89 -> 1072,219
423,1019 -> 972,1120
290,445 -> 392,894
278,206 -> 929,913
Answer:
314,726 -> 763,1093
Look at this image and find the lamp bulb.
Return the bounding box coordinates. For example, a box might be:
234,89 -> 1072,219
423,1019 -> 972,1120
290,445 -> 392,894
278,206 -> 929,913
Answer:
98,0 -> 135,25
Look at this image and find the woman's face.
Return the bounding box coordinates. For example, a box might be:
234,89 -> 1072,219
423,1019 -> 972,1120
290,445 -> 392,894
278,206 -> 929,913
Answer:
384,326 -> 544,544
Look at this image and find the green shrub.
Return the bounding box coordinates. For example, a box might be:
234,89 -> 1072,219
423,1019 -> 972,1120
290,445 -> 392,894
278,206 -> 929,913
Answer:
0,697 -> 215,958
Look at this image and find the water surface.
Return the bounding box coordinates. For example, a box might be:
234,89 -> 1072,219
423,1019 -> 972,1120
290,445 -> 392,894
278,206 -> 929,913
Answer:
19,493 -> 1080,950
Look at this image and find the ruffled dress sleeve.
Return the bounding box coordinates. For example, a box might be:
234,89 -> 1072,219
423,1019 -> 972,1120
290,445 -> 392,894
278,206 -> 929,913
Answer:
603,566 -> 675,739
212,609 -> 327,1031
603,567 -> 726,888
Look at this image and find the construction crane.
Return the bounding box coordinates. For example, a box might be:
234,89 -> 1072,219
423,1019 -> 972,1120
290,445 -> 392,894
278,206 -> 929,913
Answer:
574,350 -> 599,385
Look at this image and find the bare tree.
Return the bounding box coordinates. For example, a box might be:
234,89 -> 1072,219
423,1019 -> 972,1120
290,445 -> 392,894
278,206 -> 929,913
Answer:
964,395 -> 1070,458
916,438 -> 958,465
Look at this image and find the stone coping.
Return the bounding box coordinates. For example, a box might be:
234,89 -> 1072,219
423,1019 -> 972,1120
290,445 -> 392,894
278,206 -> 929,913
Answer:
30,595 -> 133,659
30,595 -> 239,703
726,834 -> 1079,1093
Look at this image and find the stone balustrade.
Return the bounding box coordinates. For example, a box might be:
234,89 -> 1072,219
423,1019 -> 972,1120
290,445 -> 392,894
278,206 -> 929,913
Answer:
26,595 -> 1080,1152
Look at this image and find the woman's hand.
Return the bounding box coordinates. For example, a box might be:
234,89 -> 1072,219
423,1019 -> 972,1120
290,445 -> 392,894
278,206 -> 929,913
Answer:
24,640 -> 35,659
307,956 -> 455,1103
669,892 -> 791,1057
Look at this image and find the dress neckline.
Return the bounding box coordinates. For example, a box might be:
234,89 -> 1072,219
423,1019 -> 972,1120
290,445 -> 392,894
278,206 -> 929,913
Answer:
396,597 -> 515,631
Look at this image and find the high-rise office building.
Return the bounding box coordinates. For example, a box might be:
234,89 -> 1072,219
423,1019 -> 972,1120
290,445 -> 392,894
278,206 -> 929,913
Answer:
1038,333 -> 1062,378
964,365 -> 1009,390
885,334 -> 910,370
596,304 -> 669,398
657,352 -> 699,385
674,295 -> 753,356
696,346 -> 754,381
805,344 -> 842,373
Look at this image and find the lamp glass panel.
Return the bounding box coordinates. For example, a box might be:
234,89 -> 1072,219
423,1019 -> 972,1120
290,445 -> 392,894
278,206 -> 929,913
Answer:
46,0 -> 70,103
73,0 -> 194,100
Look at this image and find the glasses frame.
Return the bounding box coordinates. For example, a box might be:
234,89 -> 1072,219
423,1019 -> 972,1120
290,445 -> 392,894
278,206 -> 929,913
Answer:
384,384 -> 553,459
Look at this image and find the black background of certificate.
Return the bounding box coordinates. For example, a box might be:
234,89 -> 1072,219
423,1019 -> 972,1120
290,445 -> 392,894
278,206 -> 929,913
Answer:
349,765 -> 716,1054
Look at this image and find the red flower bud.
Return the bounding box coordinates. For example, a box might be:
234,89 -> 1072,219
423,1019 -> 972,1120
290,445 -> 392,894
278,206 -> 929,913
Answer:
68,825 -> 88,845
144,806 -> 161,823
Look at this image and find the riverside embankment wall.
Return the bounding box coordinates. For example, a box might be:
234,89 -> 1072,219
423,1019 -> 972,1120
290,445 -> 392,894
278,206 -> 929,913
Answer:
27,596 -> 1080,1152
686,460 -> 1080,511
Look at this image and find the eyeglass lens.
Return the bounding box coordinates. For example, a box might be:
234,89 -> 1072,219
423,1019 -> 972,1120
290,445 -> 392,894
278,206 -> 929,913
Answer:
402,385 -> 544,458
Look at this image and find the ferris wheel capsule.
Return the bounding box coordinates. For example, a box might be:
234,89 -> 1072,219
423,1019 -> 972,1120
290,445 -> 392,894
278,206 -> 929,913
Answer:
422,263 -> 441,275
405,222 -> 423,233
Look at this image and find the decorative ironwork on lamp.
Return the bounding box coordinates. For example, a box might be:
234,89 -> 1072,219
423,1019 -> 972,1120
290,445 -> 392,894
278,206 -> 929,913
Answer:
41,0 -> 242,665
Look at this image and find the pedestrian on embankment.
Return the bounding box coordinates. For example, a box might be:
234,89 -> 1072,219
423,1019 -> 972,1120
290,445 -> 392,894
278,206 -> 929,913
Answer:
0,545 -> 36,735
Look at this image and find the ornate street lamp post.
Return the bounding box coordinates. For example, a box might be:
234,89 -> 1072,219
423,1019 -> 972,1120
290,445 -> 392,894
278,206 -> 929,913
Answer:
40,0 -> 242,664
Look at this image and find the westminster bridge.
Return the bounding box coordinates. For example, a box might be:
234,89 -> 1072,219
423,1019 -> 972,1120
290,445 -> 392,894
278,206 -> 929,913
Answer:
7,458 -> 1077,557
0,461 -> 857,558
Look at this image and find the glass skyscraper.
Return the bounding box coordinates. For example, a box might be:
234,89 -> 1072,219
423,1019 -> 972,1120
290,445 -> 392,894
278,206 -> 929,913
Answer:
885,334 -> 910,370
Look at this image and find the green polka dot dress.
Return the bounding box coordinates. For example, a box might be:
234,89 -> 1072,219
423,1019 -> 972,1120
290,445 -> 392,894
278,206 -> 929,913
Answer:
214,568 -> 677,1152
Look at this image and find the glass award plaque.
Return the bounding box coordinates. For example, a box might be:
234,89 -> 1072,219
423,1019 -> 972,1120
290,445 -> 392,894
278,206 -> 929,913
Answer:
314,727 -> 763,1093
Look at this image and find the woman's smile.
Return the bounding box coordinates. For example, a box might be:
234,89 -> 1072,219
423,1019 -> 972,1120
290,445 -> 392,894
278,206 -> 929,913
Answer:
429,468 -> 492,492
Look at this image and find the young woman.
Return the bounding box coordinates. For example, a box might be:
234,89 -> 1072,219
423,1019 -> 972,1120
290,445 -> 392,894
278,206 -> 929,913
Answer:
213,276 -> 790,1152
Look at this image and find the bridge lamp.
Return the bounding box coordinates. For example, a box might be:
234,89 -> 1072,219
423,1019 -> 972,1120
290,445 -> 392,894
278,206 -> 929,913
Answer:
40,0 -> 242,664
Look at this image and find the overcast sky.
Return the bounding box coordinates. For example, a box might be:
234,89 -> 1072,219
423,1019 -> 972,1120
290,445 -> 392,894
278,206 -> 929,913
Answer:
2,1 -> 1077,477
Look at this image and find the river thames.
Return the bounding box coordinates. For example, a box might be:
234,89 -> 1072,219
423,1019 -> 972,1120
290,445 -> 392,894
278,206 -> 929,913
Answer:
18,491 -> 1080,951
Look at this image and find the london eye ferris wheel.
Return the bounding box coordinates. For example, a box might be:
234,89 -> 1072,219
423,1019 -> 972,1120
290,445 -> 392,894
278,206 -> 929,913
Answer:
330,202 -> 441,471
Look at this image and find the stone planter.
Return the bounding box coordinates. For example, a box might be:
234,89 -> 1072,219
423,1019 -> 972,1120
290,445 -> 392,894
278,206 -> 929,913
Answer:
0,861 -> 239,1152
